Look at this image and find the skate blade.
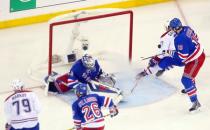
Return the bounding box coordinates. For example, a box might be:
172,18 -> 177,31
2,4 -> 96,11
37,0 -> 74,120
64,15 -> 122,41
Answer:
189,107 -> 201,114
44,82 -> 49,96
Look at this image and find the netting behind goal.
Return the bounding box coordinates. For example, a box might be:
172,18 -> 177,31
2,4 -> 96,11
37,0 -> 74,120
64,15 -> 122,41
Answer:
29,9 -> 133,82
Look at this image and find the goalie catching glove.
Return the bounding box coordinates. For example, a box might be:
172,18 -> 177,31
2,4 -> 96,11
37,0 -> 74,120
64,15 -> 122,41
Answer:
109,105 -> 119,118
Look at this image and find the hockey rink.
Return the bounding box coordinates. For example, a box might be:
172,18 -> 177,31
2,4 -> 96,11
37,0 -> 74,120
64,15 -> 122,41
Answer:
1,0 -> 210,130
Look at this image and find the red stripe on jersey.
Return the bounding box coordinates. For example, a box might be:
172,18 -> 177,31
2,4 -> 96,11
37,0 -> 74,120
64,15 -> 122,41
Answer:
94,118 -> 104,123
11,117 -> 38,122
74,120 -> 81,125
104,97 -> 110,107
11,117 -> 38,124
178,52 -> 188,59
187,89 -> 196,97
184,44 -> 200,63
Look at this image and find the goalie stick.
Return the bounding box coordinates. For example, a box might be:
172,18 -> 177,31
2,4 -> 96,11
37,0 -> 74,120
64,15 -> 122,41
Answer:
67,113 -> 110,130
90,80 -> 122,95
90,80 -> 123,105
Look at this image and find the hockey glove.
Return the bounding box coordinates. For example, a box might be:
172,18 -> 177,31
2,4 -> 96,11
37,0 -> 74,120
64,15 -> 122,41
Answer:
148,56 -> 160,67
109,105 -> 119,118
5,123 -> 11,130
162,50 -> 175,57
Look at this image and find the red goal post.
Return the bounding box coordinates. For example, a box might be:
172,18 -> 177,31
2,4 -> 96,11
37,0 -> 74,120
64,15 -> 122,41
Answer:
48,9 -> 133,75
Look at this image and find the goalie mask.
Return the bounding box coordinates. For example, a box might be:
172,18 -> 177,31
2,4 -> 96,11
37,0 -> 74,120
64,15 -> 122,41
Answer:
11,79 -> 24,91
75,83 -> 88,97
81,54 -> 95,69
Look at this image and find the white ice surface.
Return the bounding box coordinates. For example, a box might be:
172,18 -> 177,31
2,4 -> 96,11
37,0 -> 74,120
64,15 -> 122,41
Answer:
1,1 -> 210,130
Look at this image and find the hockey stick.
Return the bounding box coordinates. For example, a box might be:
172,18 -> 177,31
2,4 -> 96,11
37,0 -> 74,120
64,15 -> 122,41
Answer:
130,79 -> 141,94
67,113 -> 110,130
140,53 -> 164,60
121,78 -> 141,97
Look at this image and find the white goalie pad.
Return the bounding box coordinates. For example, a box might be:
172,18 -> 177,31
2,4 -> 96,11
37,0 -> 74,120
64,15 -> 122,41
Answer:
89,80 -> 123,105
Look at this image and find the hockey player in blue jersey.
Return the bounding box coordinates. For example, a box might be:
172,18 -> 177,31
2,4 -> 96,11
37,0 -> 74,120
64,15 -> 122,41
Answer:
45,54 -> 120,95
136,18 -> 205,112
72,83 -> 118,130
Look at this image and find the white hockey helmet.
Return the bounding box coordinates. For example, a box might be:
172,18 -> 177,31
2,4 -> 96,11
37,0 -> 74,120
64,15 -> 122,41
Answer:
164,20 -> 171,31
11,79 -> 24,91
81,54 -> 95,69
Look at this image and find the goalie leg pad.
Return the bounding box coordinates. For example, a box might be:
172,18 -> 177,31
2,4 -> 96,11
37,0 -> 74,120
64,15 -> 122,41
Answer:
88,82 -> 121,95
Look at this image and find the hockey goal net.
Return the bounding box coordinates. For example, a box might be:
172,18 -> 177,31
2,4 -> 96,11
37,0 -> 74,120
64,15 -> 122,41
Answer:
29,9 -> 133,82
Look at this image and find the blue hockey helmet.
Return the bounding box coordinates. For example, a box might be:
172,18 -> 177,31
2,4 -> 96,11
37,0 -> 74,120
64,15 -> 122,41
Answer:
81,54 -> 95,69
75,83 -> 88,97
169,18 -> 182,30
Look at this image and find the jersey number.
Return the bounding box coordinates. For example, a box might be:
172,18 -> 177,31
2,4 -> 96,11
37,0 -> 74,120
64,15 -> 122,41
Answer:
82,102 -> 101,121
12,99 -> 31,115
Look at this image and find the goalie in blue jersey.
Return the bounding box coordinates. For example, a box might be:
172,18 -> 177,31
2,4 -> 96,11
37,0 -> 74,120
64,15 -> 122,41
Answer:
44,54 -> 122,99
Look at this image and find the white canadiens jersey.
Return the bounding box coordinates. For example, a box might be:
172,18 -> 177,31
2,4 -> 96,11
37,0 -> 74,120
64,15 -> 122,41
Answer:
4,90 -> 41,129
158,30 -> 176,58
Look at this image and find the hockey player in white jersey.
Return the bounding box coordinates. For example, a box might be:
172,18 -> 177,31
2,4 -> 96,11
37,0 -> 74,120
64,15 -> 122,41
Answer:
137,21 -> 176,78
4,79 -> 41,130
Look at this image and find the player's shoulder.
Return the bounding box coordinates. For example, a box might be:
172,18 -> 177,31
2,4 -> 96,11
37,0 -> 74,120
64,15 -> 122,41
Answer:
72,99 -> 80,108
4,92 -> 16,102
183,26 -> 191,30
160,30 -> 170,38
73,59 -> 82,67
4,90 -> 33,102
88,93 -> 99,97
71,60 -> 84,70
85,94 -> 100,101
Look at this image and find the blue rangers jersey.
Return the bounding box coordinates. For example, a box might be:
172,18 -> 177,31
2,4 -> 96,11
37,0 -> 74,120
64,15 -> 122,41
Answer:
72,94 -> 114,128
67,59 -> 103,89
172,26 -> 203,64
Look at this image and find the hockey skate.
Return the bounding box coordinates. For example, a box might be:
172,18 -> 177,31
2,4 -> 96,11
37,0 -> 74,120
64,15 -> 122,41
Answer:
181,88 -> 197,94
136,70 -> 148,80
181,89 -> 186,94
155,70 -> 165,77
189,100 -> 201,112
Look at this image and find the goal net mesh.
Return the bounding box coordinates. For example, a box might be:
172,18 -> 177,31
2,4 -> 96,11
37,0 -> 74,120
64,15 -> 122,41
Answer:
28,9 -> 133,82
